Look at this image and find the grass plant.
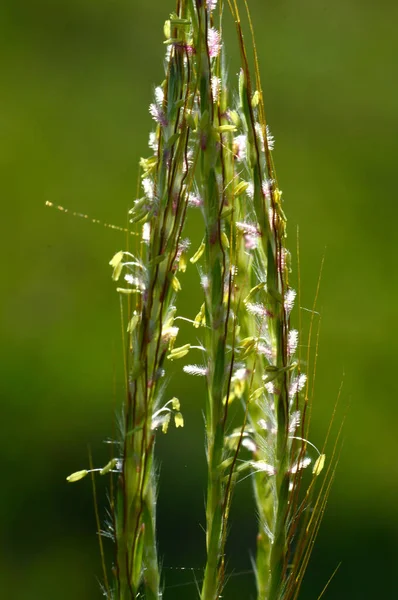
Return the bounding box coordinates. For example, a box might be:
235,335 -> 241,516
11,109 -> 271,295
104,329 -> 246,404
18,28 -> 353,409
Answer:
65,1 -> 340,598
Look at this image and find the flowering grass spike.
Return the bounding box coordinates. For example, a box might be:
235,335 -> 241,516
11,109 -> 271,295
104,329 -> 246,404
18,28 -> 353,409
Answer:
65,2 -> 339,599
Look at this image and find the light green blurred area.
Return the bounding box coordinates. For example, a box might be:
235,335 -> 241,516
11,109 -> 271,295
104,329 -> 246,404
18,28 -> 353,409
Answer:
1,0 -> 397,598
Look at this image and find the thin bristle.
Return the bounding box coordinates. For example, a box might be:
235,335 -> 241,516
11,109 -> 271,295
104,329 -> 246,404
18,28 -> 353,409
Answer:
45,201 -> 138,236
88,448 -> 110,597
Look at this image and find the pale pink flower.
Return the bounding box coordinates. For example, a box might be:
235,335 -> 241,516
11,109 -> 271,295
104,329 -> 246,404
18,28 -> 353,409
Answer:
149,103 -> 167,127
208,27 -> 221,58
188,192 -> 203,207
233,134 -> 247,162
236,221 -> 261,250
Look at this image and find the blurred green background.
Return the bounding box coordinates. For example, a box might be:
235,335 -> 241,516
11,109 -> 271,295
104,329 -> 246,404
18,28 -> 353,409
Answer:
1,0 -> 397,598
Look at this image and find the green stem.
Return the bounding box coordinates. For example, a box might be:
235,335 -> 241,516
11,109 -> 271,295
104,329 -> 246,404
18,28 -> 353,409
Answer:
195,4 -> 230,599
114,3 -> 195,596
237,30 -> 291,600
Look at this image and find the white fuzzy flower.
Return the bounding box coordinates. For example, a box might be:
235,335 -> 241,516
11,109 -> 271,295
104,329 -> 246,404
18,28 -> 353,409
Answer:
258,418 -> 276,434
183,364 -> 208,376
290,457 -> 311,474
148,131 -> 157,151
246,302 -> 271,319
232,367 -> 248,382
142,222 -> 151,243
254,123 -> 275,152
241,437 -> 256,452
289,373 -> 307,398
200,274 -> 209,291
263,179 -> 272,200
154,86 -> 164,106
162,325 -> 179,342
284,288 -> 296,315
266,125 -> 275,150
288,329 -> 299,355
142,177 -> 154,200
211,75 -> 221,102
251,460 -> 276,476
264,381 -> 275,395
246,182 -> 254,199
289,410 -> 301,433
124,274 -> 145,291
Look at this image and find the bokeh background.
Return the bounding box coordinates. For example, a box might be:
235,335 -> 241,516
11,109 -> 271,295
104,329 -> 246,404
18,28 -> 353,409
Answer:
2,0 -> 397,598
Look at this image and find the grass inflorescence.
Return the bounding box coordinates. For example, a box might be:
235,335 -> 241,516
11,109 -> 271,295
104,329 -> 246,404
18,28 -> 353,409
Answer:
65,1 -> 340,599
